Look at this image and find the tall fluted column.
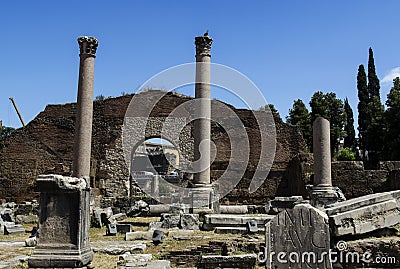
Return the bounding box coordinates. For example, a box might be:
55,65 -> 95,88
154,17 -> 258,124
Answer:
193,33 -> 213,186
72,36 -> 98,178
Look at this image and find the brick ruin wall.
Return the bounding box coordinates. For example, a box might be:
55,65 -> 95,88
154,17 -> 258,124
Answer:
1,90 -> 398,204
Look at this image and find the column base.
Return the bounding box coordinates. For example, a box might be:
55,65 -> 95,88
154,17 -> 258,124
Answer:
310,186 -> 340,208
28,246 -> 93,268
190,185 -> 214,214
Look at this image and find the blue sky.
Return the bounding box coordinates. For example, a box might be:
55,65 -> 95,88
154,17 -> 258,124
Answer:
1,1 -> 400,129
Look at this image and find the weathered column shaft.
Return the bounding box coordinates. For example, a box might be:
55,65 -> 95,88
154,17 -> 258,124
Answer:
72,36 -> 98,178
193,34 -> 213,186
313,117 -> 332,187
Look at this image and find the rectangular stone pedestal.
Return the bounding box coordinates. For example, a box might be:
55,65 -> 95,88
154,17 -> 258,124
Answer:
28,175 -> 93,268
189,187 -> 214,214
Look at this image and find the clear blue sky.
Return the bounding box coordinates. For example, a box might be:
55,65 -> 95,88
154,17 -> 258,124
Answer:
1,1 -> 400,129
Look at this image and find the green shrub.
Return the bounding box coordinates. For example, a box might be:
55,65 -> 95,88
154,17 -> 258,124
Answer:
336,148 -> 356,161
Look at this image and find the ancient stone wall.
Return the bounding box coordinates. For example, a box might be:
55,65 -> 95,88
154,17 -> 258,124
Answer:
287,155 -> 399,199
0,90 -> 306,204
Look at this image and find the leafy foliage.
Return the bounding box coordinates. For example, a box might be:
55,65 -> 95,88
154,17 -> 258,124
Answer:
384,77 -> 400,160
336,148 -> 356,161
0,125 -> 15,150
310,91 -> 345,155
286,99 -> 312,149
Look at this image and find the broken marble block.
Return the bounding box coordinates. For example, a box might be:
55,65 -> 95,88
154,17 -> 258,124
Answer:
180,214 -> 200,230
325,190 -> 400,236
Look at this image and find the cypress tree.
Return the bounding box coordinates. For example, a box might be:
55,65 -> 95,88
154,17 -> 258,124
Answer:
343,98 -> 356,151
366,48 -> 385,163
357,64 -> 369,156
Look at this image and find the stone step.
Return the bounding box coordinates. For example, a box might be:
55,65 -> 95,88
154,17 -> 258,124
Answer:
214,226 -> 265,234
204,214 -> 274,227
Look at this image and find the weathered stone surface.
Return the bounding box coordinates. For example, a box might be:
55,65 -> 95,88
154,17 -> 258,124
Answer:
28,174 -> 93,268
199,254 -> 257,269
4,223 -> 25,235
180,214 -> 200,230
245,220 -> 258,233
269,196 -> 304,213
148,221 -> 163,231
152,229 -> 164,245
106,223 -> 117,236
219,205 -> 248,214
204,214 -> 274,227
265,204 -> 332,268
25,236 -> 37,247
92,243 -> 146,255
125,231 -> 153,241
117,223 -> 132,234
15,214 -> 38,224
109,213 -> 127,223
168,229 -> 194,238
148,204 -> 170,216
160,214 -> 180,228
326,190 -> 400,236
0,90 -> 305,205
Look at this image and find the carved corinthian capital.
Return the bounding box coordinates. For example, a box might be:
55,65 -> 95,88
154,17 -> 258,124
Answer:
195,35 -> 213,57
78,36 -> 98,57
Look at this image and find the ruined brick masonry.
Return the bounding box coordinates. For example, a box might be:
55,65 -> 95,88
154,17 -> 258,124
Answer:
2,90 -> 396,204
0,90 -> 306,204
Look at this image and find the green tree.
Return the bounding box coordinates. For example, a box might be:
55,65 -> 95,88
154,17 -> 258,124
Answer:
286,99 -> 312,149
310,91 -> 345,155
384,77 -> 400,160
366,48 -> 385,163
259,104 -> 281,118
343,98 -> 356,151
357,64 -> 369,156
0,126 -> 15,150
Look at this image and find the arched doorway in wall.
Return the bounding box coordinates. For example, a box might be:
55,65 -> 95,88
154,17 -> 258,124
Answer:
130,137 -> 190,199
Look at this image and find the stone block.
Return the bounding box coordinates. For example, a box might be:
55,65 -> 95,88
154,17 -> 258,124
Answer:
152,230 -> 164,245
148,204 -> 170,216
106,223 -> 118,236
199,254 -> 257,269
168,229 -> 194,238
25,236 -> 37,247
180,214 -> 200,230
161,213 -> 180,228
245,220 -> 258,233
109,213 -> 127,223
269,196 -> 304,213
148,221 -> 163,231
265,204 -> 332,268
92,242 -> 146,255
327,192 -> 400,236
117,223 -> 132,234
4,223 -> 25,235
219,205 -> 248,214
15,214 -> 38,224
28,175 -> 93,268
125,231 -> 153,241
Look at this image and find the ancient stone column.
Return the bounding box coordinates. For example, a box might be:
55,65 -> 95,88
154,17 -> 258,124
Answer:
311,117 -> 340,207
28,37 -> 97,268
193,33 -> 212,186
72,36 -> 98,178
313,117 -> 332,187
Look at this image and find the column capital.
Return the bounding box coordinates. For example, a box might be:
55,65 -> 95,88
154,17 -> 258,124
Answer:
195,35 -> 213,57
78,36 -> 98,57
